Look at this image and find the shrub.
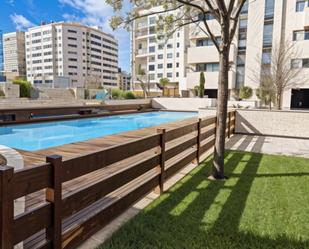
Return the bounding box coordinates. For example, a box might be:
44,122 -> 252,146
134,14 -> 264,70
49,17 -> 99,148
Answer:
239,86 -> 253,100
0,90 -> 5,98
12,80 -> 32,98
111,88 -> 123,99
123,91 -> 136,99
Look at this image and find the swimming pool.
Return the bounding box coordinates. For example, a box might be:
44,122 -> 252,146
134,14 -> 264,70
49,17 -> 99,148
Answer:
0,111 -> 197,151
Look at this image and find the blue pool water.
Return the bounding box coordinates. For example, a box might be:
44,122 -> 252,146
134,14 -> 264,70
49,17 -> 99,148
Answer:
0,111 -> 197,151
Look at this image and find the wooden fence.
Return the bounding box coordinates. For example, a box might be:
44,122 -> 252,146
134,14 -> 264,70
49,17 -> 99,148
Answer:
0,111 -> 235,249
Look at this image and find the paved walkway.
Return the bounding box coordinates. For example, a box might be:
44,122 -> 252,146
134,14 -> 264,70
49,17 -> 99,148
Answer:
226,134 -> 309,158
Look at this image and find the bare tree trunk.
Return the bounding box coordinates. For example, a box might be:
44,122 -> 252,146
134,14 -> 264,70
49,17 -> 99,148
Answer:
212,48 -> 230,179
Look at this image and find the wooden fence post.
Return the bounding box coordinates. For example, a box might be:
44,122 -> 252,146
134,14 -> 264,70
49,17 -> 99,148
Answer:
197,119 -> 202,163
0,166 -> 14,249
46,155 -> 62,249
156,129 -> 166,194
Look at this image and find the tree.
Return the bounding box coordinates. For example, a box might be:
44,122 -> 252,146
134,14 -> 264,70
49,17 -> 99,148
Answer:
199,72 -> 205,98
256,84 -> 275,110
254,41 -> 303,110
107,0 -> 247,179
136,68 -> 149,98
159,78 -> 170,96
194,85 -> 200,97
239,86 -> 252,99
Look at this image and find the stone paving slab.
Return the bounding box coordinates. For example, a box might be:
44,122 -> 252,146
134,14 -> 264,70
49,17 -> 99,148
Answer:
226,134 -> 309,158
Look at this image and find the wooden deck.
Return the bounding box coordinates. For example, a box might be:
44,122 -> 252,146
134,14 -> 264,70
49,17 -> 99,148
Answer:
18,116 -> 198,166
18,116 -> 200,211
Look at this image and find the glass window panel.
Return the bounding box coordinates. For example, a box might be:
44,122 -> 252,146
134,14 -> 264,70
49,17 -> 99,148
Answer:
263,23 -> 273,46
296,0 -> 306,12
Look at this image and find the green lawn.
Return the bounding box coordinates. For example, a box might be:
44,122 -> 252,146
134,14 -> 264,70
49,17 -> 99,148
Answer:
98,151 -> 309,249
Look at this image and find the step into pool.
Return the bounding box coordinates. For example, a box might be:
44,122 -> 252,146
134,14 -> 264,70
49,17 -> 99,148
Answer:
0,111 -> 197,151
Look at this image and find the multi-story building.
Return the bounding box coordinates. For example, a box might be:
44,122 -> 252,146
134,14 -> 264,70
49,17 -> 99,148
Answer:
0,30 -> 3,72
3,31 -> 26,80
25,22 -> 118,88
117,68 -> 131,91
0,30 -> 5,82
131,6 -> 189,96
187,0 -> 309,109
133,1 -> 309,109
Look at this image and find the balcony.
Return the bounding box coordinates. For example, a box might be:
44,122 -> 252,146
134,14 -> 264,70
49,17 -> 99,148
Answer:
187,44 -> 236,64
136,22 -> 148,29
136,48 -> 148,57
186,71 -> 235,90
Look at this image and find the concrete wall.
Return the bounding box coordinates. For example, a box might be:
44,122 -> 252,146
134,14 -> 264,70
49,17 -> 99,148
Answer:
235,109 -> 309,138
152,97 -> 217,111
0,83 -> 19,98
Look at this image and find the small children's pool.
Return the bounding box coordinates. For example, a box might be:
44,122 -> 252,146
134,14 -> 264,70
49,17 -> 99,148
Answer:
0,111 -> 197,151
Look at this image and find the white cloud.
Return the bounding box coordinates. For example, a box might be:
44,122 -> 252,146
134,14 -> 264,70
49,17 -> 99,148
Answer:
59,0 -> 132,71
10,13 -> 35,30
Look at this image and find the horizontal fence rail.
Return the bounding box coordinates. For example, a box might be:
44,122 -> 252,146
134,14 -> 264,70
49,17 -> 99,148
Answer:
0,111 -> 236,249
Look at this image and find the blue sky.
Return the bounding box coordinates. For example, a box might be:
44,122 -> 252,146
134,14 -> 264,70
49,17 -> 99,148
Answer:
0,0 -> 131,72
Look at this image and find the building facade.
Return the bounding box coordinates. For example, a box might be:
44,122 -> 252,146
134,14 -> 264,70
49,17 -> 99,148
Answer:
131,6 -> 189,96
0,30 -> 3,72
117,68 -> 131,91
0,30 -> 5,82
25,22 -> 118,88
132,1 -> 309,109
3,31 -> 26,81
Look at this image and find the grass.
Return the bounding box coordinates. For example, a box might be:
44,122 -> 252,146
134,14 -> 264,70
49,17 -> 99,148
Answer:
98,151 -> 309,249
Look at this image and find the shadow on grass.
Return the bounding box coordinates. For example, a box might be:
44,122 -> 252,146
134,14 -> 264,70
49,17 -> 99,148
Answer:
99,151 -> 309,249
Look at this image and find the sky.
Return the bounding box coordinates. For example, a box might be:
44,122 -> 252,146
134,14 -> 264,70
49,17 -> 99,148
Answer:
0,0 -> 131,72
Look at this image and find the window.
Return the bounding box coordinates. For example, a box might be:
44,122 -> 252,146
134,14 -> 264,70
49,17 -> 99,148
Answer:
158,54 -> 163,59
167,63 -> 173,68
157,73 -> 163,78
303,58 -> 309,68
263,23 -> 273,46
149,16 -> 156,25
196,63 -> 219,72
149,65 -> 155,71
167,73 -> 172,78
262,51 -> 271,64
158,63 -> 163,69
167,44 -> 173,49
167,53 -> 173,58
291,59 -> 302,69
293,30 -> 309,41
149,27 -> 156,34
241,1 -> 249,14
149,74 -> 155,80
176,62 -> 179,68
176,72 -> 179,77
236,66 -> 245,88
264,0 -> 275,18
158,44 -> 164,50
149,37 -> 156,43
296,0 -> 306,12
237,54 -> 246,65
239,18 -> 247,29
149,46 -> 155,53
177,42 -> 180,48
176,52 -> 179,57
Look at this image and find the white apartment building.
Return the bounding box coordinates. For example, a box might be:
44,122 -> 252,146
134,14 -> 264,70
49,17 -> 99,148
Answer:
3,31 -> 26,80
133,1 -> 309,109
26,22 -> 118,88
131,6 -> 189,96
187,0 -> 309,109
117,68 -> 131,91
